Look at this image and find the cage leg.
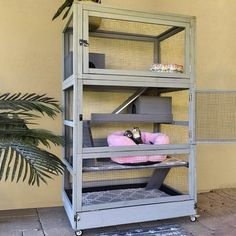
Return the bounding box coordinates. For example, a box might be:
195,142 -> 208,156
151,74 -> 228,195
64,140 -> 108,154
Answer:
75,230 -> 83,236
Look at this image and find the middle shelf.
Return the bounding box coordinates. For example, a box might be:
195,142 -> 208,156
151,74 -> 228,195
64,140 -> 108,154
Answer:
91,113 -> 173,123
83,156 -> 188,172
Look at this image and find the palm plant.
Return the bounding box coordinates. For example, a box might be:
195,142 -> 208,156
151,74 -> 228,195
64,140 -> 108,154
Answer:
0,93 -> 64,186
53,0 -> 101,20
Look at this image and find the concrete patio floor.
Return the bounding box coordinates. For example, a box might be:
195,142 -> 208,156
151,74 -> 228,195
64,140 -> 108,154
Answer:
1,188 -> 236,236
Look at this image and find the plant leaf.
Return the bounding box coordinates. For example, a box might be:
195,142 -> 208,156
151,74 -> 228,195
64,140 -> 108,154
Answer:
52,0 -> 73,21
0,93 -> 61,119
0,141 -> 65,186
52,0 -> 101,21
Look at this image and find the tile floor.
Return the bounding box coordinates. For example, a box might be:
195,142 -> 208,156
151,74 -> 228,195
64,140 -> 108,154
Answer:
1,188 -> 236,236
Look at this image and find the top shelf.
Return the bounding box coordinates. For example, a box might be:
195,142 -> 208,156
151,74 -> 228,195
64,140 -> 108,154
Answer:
89,26 -> 185,42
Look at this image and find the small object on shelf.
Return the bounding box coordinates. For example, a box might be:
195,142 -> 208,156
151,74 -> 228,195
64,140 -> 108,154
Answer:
107,131 -> 170,164
128,96 -> 172,117
89,53 -> 105,69
150,64 -> 184,73
89,16 -> 102,31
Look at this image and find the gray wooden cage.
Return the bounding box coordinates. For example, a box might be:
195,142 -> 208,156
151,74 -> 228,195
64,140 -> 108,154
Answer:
62,2 -> 196,234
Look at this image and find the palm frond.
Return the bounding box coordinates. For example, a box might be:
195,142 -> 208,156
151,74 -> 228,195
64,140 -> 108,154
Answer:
0,92 -> 64,185
52,0 -> 101,21
62,6 -> 72,20
0,93 -> 61,119
0,128 -> 63,147
0,141 -> 64,186
0,113 -> 38,133
52,0 -> 73,21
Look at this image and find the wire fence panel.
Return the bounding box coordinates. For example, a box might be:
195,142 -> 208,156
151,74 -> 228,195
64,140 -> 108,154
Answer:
196,90 -> 236,142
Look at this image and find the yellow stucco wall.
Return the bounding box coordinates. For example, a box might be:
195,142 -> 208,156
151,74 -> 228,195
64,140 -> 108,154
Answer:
0,0 -> 236,210
0,0 -> 64,210
152,0 -> 236,192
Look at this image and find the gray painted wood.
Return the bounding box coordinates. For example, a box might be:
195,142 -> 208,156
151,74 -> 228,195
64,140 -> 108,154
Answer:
87,68 -> 190,78
158,26 -> 185,42
89,26 -> 184,42
62,2 -> 196,232
81,195 -> 191,212
83,121 -> 93,148
112,87 -> 148,114
83,78 -> 191,89
82,177 -> 150,188
128,96 -> 172,116
83,144 -> 190,153
146,168 -> 170,190
78,200 -> 195,229
83,157 -> 187,172
93,138 -> 107,147
91,113 -> 173,123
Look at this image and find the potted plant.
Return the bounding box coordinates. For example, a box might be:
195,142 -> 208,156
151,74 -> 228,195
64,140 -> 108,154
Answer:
0,93 -> 64,186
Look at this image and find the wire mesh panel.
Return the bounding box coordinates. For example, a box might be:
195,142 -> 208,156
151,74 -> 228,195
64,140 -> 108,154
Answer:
196,91 -> 236,142
64,86 -> 73,121
63,17 -> 73,80
65,126 -> 73,166
64,168 -> 73,204
86,15 -> 186,75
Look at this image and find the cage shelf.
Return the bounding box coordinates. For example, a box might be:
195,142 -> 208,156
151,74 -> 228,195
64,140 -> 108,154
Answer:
83,156 -> 188,172
91,113 -> 173,123
82,187 -> 169,206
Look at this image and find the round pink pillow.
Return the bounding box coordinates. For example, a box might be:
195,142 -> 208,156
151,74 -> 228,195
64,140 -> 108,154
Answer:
107,131 -> 169,164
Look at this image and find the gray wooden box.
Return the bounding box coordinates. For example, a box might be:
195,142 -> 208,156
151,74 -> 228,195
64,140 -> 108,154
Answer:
89,53 -> 105,69
64,52 -> 105,79
129,96 -> 172,115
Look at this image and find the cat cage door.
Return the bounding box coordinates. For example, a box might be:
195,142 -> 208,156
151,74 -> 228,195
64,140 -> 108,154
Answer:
196,90 -> 236,143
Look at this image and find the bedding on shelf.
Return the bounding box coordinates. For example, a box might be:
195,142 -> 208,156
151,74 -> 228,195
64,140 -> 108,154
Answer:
150,64 -> 184,73
107,131 -> 170,164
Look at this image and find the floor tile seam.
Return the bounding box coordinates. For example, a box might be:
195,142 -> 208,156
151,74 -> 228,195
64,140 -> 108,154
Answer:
0,215 -> 38,220
215,191 -> 236,203
36,209 -> 46,236
187,220 -> 216,233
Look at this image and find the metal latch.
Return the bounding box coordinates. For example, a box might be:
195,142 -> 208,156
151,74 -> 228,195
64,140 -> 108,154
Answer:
79,39 -> 89,47
74,213 -> 80,222
189,93 -> 192,101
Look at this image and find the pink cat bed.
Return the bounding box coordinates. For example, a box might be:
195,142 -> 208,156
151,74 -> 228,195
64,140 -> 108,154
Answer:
107,131 -> 170,164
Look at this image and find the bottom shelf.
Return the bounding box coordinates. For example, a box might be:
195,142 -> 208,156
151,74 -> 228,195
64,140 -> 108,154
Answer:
63,184 -> 196,230
82,187 -> 169,206
65,184 -> 184,209
76,198 -> 196,230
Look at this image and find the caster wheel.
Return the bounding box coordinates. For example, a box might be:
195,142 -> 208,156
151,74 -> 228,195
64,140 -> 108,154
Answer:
190,215 -> 199,222
75,230 -> 83,236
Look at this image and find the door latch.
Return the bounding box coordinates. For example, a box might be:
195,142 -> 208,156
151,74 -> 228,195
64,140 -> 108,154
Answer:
79,39 -> 89,47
